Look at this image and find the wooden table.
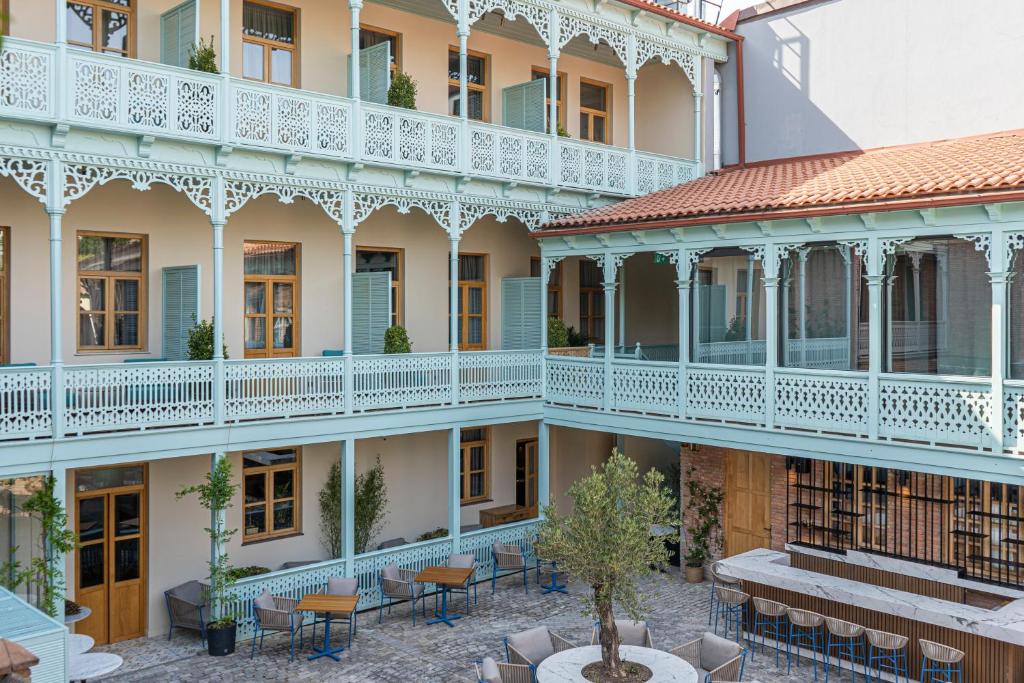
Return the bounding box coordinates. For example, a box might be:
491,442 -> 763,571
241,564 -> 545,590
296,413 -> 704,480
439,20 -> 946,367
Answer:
415,566 -> 474,627
295,594 -> 358,662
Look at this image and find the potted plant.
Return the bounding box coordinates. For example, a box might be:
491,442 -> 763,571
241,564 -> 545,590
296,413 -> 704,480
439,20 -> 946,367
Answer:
176,456 -> 240,656
187,317 -> 228,360
682,466 -> 724,583
547,316 -> 569,349
387,71 -> 417,110
383,325 -> 412,354
354,457 -> 388,553
537,449 -> 675,680
188,36 -> 218,73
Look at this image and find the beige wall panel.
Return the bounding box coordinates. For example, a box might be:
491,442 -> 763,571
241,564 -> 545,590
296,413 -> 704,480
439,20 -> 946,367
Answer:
623,252 -> 678,347
548,426 -> 612,513
635,61 -> 695,158
8,0 -> 55,42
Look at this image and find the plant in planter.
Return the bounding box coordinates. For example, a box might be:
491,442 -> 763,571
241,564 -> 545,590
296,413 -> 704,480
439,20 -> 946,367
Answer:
319,462 -> 342,557
187,317 -> 228,360
354,457 -> 388,553
20,476 -> 77,618
387,71 -> 417,109
176,455 -> 240,656
188,36 -> 218,73
537,449 -> 675,680
682,466 -> 724,583
415,527 -> 448,542
383,325 -> 412,354
226,566 -> 271,581
547,316 -> 569,349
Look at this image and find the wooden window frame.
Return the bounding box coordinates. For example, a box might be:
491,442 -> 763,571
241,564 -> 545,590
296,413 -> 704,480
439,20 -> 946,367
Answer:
579,77 -> 612,145
242,447 -> 302,543
0,226 -> 7,364
531,66 -> 567,132
356,245 -> 404,327
448,47 -> 490,122
243,240 -> 301,359
76,230 -> 147,353
453,252 -> 488,351
359,24 -> 401,74
531,256 -> 562,320
460,428 -> 490,505
242,0 -> 300,88
66,0 -> 136,57
1,0 -> 9,36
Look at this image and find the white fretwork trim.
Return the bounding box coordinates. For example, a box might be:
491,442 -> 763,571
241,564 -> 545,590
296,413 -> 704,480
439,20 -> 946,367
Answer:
839,239 -> 869,261
460,202 -> 550,234
542,255 -> 565,278
468,0 -> 550,42
0,156 -> 47,204
352,192 -> 453,231
635,39 -> 699,91
64,163 -> 213,214
955,233 -> 993,269
223,180 -> 345,222
739,244 -> 766,262
557,11 -> 629,66
1006,232 -> 1024,270
880,237 -> 914,258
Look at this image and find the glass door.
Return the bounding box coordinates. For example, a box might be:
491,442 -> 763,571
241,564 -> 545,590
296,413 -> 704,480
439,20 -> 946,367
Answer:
516,439 -> 538,517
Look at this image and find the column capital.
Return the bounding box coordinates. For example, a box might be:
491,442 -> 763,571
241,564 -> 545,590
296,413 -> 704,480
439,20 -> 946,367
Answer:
989,270 -> 1015,285
603,282 -> 618,294
864,274 -> 885,286
675,278 -> 692,290
762,276 -> 780,288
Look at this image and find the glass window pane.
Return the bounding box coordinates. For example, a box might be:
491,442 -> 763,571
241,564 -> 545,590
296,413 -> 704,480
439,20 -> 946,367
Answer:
114,313 -> 138,346
580,82 -> 607,111
245,317 -> 266,349
78,497 -> 105,543
245,282 -> 266,314
273,470 -> 293,499
80,313 -> 105,347
272,283 -> 293,313
76,466 -> 144,492
244,243 -> 296,275
356,250 -> 399,278
470,473 -> 484,498
468,317 -> 483,344
270,48 -> 292,86
470,446 -> 484,470
242,1 -> 295,43
461,428 -> 484,442
466,55 -> 485,85
245,505 -> 266,536
467,287 -> 483,315
273,317 -> 293,349
448,51 -> 460,81
243,42 -> 264,80
273,500 -> 294,530
101,10 -> 129,53
468,91 -> 484,121
580,113 -> 590,140
693,248 -> 766,366
447,85 -> 461,117
114,538 -> 140,581
592,116 -> 606,143
459,255 -> 484,281
79,278 -> 105,312
79,543 -> 104,588
244,449 -> 297,467
114,279 -> 139,312
67,3 -> 93,46
114,494 -> 140,536
244,474 -> 266,503
78,236 -> 142,272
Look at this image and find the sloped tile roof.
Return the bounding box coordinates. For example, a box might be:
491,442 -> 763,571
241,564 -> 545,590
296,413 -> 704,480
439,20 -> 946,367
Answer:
542,130 -> 1024,233
616,0 -> 740,39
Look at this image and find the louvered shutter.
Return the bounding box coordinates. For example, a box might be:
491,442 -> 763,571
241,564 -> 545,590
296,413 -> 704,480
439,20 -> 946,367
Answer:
160,1 -> 198,68
348,41 -> 391,103
501,277 -> 542,350
700,283 -> 727,342
163,265 -> 201,360
351,271 -> 392,354
502,79 -> 547,133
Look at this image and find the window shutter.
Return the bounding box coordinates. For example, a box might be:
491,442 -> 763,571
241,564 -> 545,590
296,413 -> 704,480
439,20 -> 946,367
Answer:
160,1 -> 198,68
705,283 -> 727,342
351,271 -> 392,354
162,265 -> 201,360
502,79 -> 547,133
501,277 -> 542,350
351,41 -> 391,104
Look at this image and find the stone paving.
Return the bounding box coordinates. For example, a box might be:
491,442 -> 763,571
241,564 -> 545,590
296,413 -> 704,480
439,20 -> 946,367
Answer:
97,569 -> 826,682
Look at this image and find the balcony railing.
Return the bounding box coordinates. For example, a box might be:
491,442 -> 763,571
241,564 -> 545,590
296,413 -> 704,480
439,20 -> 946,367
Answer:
0,38 -> 699,197
0,350 -> 543,442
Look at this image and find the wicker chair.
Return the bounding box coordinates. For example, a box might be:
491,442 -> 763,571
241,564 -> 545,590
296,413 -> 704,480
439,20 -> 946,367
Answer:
491,543 -> 529,593
163,581 -> 208,645
378,562 -> 426,625
709,562 -> 742,629
919,639 -> 965,682
590,620 -> 654,648
505,626 -> 576,668
307,577 -> 358,647
474,656 -> 533,683
671,631 -> 747,683
250,591 -> 302,661
448,553 -> 478,611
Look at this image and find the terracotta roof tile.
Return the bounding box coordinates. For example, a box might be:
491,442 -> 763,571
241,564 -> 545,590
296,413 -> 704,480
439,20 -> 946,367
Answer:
614,0 -> 740,39
542,130 -> 1024,232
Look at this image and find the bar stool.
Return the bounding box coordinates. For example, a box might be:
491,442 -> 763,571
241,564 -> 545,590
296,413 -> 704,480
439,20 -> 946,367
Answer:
823,616 -> 865,683
751,596 -> 788,666
708,562 -> 742,630
864,628 -> 908,683
918,639 -> 964,683
715,586 -> 749,644
786,608 -> 825,681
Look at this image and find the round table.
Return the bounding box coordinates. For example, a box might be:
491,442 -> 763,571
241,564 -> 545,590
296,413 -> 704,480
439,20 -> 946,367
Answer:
536,644 -> 698,683
68,633 -> 95,655
64,606 -> 92,626
68,652 -> 123,682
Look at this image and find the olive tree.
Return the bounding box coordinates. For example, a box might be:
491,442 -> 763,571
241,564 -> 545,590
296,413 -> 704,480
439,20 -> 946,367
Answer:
537,449 -> 676,678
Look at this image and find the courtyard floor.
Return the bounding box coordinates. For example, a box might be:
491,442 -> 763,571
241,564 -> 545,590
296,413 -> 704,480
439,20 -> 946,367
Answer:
97,569 -> 826,682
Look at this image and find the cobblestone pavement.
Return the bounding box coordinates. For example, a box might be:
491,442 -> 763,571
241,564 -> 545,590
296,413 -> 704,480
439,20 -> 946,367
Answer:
98,569 -> 827,682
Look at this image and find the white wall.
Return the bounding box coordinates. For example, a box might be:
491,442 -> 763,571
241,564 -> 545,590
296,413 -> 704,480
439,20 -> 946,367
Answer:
732,0 -> 1024,163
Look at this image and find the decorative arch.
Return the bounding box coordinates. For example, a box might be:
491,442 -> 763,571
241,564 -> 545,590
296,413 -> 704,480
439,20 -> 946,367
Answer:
0,156 -> 48,205
223,180 -> 345,223
557,13 -> 629,66
459,203 -> 549,236
636,39 -> 699,93
467,0 -> 550,43
63,163 -> 213,214
352,192 -> 454,232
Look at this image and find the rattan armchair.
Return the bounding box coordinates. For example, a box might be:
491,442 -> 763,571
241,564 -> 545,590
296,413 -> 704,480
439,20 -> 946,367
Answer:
378,563 -> 426,625
671,631 -> 747,682
491,543 -> 530,593
504,626 -> 576,668
163,580 -> 208,645
250,593 -> 302,662
474,656 -> 533,683
590,620 -> 654,648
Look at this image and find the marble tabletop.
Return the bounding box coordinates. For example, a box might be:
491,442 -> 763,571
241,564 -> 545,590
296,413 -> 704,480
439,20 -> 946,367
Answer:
64,605 -> 92,625
536,645 -> 698,683
68,633 -> 95,656
68,652 -> 123,682
719,548 -> 1024,646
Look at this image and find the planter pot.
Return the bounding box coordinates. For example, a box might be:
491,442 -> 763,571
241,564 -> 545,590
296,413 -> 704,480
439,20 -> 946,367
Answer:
684,564 -> 705,583
206,622 -> 237,657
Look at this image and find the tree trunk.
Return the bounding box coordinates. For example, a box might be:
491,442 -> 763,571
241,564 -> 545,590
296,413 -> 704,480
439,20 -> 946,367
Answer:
596,589 -> 623,678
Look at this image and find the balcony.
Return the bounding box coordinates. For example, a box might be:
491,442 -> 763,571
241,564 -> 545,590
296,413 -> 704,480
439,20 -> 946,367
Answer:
0,38 -> 698,198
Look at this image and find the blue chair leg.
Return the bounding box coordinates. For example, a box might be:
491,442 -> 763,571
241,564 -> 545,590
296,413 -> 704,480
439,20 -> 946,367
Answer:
707,578 -> 717,625
411,592 -> 417,627
492,566 -> 497,593
250,628 -> 258,659
523,567 -> 528,593
289,628 -> 296,662
348,618 -> 353,648
378,595 -> 385,624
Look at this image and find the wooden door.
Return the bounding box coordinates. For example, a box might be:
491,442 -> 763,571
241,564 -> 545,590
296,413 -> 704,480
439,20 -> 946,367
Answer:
724,451 -> 772,557
516,439 -> 539,516
75,476 -> 147,644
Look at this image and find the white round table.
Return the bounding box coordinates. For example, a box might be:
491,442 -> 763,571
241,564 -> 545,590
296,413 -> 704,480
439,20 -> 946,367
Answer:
536,644 -> 698,683
68,633 -> 95,655
68,652 -> 123,682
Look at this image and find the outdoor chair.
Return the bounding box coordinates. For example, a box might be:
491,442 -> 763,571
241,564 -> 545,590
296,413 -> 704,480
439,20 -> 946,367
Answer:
919,639 -> 965,683
448,553 -> 478,611
378,562 -> 427,625
250,591 -> 302,662
307,577 -> 358,648
671,631 -> 747,682
474,656 -> 533,683
504,626 -> 576,668
709,562 -> 742,630
163,580 -> 208,645
590,619 -> 654,648
491,542 -> 530,593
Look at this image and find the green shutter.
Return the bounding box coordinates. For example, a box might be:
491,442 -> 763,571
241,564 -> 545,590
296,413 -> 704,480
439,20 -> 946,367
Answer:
162,265 -> 201,360
350,41 -> 391,104
351,271 -> 392,354
502,79 -> 547,133
501,277 -> 542,350
699,283 -> 727,342
161,1 -> 197,68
